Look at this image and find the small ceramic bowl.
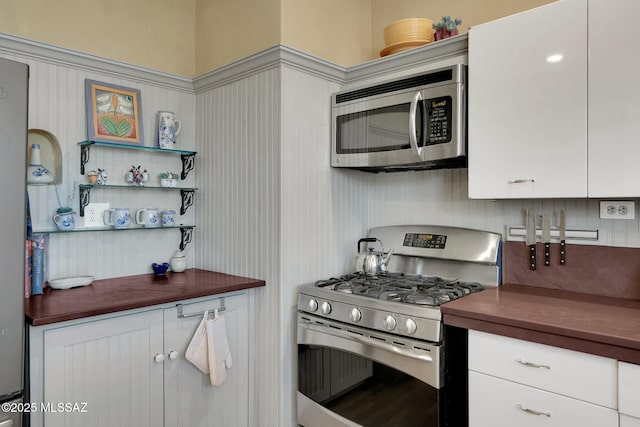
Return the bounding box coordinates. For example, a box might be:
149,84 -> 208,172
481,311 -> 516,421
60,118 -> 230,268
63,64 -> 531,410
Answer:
152,262 -> 170,275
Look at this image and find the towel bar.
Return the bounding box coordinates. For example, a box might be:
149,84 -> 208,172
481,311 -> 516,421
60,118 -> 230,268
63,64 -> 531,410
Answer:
176,298 -> 226,319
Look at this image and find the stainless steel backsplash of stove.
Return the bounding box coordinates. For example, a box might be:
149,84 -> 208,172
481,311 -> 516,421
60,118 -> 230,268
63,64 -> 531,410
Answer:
297,225 -> 502,427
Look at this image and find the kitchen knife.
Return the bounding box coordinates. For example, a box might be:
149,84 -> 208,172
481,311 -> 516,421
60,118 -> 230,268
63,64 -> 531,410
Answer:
559,209 -> 566,265
542,213 -> 551,266
526,209 -> 536,270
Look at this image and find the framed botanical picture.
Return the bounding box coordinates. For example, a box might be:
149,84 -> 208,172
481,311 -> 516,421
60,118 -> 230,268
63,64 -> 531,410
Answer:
85,79 -> 144,145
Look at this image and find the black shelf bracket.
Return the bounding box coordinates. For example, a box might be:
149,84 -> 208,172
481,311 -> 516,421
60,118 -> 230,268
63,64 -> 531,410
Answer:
181,153 -> 195,180
180,189 -> 195,215
79,186 -> 91,217
179,227 -> 193,251
80,144 -> 91,175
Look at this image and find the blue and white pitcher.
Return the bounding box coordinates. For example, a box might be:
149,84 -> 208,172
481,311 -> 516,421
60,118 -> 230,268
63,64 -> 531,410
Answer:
157,111 -> 182,149
52,211 -> 76,231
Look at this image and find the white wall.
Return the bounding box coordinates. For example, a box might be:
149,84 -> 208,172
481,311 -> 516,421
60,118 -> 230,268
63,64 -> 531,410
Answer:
0,36 -> 197,280
369,169 -> 640,247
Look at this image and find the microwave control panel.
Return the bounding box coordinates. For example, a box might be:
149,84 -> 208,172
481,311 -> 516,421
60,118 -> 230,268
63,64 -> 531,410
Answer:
424,96 -> 453,146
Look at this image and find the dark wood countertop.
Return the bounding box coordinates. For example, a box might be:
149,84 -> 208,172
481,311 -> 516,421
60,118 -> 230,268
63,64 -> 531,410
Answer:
25,268 -> 265,326
442,284 -> 640,364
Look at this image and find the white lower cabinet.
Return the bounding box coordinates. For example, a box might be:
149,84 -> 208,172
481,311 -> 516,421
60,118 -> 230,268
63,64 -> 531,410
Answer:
619,361 -> 640,425
29,292 -> 249,427
469,371 -> 618,427
468,330 -> 618,427
621,415 -> 640,427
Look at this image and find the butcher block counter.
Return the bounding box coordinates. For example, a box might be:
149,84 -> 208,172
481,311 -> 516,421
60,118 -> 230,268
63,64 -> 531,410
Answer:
24,268 -> 265,326
442,283 -> 640,364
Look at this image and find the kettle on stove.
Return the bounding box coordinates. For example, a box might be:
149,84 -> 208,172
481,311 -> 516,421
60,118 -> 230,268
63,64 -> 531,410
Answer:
355,238 -> 394,276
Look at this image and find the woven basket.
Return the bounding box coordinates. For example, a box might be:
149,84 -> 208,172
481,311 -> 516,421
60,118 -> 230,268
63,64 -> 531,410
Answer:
383,18 -> 434,46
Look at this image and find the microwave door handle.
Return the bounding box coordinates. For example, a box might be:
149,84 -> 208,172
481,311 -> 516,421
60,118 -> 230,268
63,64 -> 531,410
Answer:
408,91 -> 423,157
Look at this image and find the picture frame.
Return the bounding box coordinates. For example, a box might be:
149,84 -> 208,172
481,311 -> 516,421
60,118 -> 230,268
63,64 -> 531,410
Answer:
85,79 -> 144,145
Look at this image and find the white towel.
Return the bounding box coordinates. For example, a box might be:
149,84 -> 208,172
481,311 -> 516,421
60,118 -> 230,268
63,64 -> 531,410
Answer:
185,311 -> 210,374
206,314 -> 233,387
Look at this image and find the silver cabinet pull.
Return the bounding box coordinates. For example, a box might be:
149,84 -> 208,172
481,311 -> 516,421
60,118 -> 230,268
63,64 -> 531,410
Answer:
508,179 -> 535,184
517,404 -> 551,417
516,358 -> 551,369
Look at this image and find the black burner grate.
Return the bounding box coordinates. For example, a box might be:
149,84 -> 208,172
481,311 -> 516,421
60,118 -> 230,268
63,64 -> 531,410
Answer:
315,273 -> 483,307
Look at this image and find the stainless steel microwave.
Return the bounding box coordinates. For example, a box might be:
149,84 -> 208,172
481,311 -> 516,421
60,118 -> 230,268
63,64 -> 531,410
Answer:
331,64 -> 467,172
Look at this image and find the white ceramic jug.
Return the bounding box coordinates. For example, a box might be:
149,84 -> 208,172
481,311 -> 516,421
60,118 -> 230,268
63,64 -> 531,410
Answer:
157,111 -> 182,148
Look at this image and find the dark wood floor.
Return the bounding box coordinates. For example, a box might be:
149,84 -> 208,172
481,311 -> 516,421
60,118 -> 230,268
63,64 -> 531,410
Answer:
325,370 -> 438,427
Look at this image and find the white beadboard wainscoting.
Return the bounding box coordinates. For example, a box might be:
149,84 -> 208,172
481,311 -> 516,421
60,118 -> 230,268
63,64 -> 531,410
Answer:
5,32 -> 640,427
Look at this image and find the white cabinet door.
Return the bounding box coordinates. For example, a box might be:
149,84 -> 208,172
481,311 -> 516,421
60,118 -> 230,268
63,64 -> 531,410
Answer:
468,0 -> 588,199
619,361 -> 640,418
163,293 -> 249,427
469,371 -> 618,427
621,415 -> 640,427
587,0 -> 640,197
42,310 -> 164,427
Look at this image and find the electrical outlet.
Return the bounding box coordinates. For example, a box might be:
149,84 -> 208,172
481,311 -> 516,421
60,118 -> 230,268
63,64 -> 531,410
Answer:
599,201 -> 635,220
84,203 -> 110,227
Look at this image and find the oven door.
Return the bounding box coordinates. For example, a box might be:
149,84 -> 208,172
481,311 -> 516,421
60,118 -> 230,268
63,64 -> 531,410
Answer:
297,313 -> 445,427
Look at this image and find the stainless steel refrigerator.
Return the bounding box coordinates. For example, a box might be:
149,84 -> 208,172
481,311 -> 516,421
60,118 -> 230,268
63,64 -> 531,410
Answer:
0,58 -> 29,427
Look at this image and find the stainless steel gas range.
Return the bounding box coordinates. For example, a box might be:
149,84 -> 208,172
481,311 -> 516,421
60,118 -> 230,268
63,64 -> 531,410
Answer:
297,225 -> 502,427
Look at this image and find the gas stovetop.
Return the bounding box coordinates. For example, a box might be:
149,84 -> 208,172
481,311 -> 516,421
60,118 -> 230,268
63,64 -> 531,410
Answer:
315,273 -> 484,307
298,225 -> 502,343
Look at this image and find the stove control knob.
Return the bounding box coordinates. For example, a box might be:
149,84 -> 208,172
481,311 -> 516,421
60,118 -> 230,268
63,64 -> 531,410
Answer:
405,318 -> 417,335
349,307 -> 362,322
383,315 -> 397,331
321,301 -> 332,315
308,299 -> 318,312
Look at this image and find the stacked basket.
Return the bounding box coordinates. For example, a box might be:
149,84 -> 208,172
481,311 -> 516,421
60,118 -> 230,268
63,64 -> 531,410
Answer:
380,18 -> 435,57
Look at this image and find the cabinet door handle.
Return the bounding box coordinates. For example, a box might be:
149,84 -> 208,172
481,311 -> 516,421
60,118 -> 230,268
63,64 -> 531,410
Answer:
153,353 -> 165,363
168,350 -> 178,360
517,404 -> 551,418
516,358 -> 550,369
508,179 -> 535,184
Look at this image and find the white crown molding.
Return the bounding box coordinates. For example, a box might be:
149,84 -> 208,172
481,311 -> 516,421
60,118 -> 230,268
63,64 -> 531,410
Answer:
193,45 -> 347,94
0,33 -> 194,93
344,34 -> 468,85
0,32 -> 467,95
193,37 -> 467,93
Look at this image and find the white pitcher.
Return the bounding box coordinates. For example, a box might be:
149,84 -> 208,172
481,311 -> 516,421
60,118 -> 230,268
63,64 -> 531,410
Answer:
157,111 -> 182,148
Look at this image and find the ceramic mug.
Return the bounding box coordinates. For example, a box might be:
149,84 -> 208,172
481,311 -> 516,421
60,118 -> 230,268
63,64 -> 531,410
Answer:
157,111 -> 182,149
161,210 -> 176,227
135,207 -> 160,228
52,211 -> 76,231
103,208 -> 131,229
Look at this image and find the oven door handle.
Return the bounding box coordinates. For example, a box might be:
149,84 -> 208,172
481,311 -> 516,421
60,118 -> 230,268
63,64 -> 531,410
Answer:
299,321 -> 433,363
408,91 -> 423,158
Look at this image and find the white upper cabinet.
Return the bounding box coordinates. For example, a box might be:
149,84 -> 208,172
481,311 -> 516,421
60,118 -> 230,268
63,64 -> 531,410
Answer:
587,0 -> 640,197
468,0 -> 588,199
